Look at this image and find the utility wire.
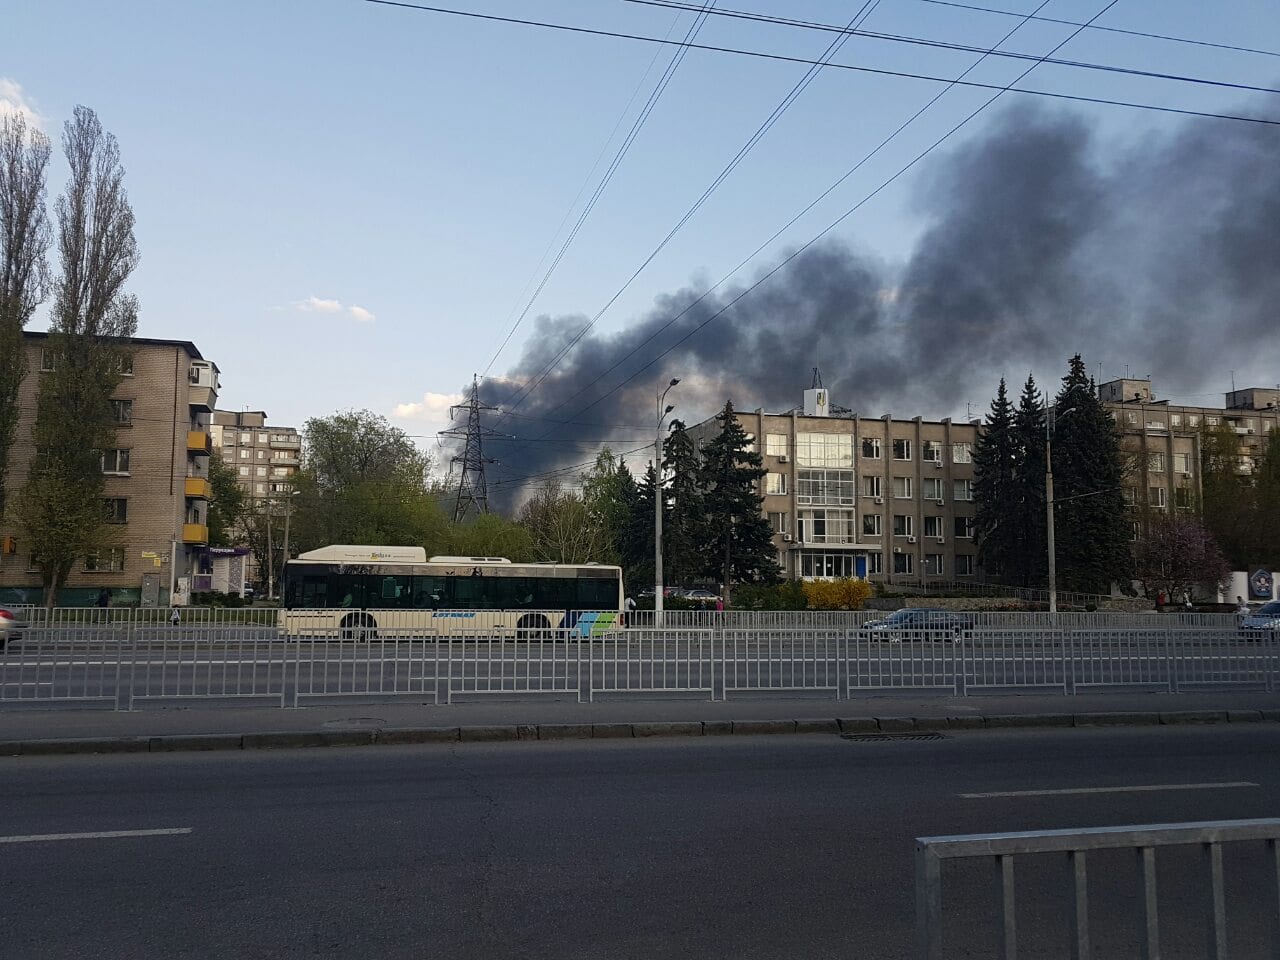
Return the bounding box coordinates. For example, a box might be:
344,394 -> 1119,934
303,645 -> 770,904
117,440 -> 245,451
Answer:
626,0 -> 1280,97
557,1 -> 1129,428
364,1 -> 1280,127
912,0 -> 1280,60
479,1 -> 717,378
489,0 -> 884,425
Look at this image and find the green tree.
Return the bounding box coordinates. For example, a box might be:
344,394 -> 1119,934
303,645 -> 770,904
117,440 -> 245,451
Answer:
519,480 -> 609,563
625,463 -> 659,592
698,401 -> 778,601
579,449 -> 637,567
1253,428 -> 1280,570
1050,355 -> 1130,593
17,107 -> 138,607
448,512 -> 533,560
1009,374 -> 1048,588
661,419 -> 703,588
206,453 -> 245,548
973,378 -> 1018,580
0,113 -> 51,519
1199,421 -> 1255,568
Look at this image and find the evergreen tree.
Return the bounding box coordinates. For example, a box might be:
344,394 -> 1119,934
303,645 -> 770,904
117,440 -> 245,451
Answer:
1010,374 -> 1048,588
579,449 -> 635,567
1050,354 -> 1130,593
624,463 -> 659,592
1253,429 -> 1280,570
973,378 -> 1017,580
698,401 -> 778,601
661,419 -> 703,589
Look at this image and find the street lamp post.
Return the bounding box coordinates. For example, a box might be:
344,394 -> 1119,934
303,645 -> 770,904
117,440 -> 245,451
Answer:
655,378 -> 680,622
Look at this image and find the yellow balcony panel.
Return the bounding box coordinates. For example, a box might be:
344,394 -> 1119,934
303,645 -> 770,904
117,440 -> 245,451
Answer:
184,477 -> 212,500
186,430 -> 212,456
188,385 -> 216,413
182,523 -> 209,545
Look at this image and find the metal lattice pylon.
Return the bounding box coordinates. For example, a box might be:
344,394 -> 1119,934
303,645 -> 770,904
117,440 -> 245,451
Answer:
442,375 -> 500,521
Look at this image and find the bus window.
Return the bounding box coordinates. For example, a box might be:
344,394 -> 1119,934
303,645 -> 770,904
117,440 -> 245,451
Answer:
578,578 -> 619,610
331,572 -> 367,609
378,575 -> 413,607
451,576 -> 493,609
411,576 -> 447,609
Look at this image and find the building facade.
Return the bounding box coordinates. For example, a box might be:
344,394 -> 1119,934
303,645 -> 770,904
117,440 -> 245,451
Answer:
688,390 -> 980,585
0,332 -> 219,606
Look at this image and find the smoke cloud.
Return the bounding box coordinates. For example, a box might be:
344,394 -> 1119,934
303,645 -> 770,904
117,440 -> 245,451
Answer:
457,96 -> 1280,506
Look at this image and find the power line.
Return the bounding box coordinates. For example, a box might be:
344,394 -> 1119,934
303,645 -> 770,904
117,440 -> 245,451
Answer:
553,1 -> 1129,428
530,0 -> 1061,426
479,1 -> 717,378
626,0 -> 1280,97
364,1 -> 1280,127
912,0 -> 1280,60
489,0 -> 885,424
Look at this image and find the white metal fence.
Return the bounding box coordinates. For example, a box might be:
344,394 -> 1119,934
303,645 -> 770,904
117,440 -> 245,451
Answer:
0,608 -> 1274,709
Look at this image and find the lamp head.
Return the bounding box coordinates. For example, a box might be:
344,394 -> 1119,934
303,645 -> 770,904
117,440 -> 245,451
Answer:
669,378 -> 681,387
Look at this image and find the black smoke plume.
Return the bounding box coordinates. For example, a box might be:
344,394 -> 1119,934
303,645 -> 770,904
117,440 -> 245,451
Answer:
469,97 -> 1280,507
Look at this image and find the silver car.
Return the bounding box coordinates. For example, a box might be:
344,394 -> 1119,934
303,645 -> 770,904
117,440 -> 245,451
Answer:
0,604 -> 25,648
1239,600 -> 1280,641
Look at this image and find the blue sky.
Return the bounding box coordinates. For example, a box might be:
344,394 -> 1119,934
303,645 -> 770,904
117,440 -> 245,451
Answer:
5,0 -> 1279,463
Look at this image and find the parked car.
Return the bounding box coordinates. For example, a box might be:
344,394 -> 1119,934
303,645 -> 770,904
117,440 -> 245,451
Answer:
1239,600 -> 1280,641
0,604 -> 26,648
683,589 -> 720,604
860,608 -> 973,642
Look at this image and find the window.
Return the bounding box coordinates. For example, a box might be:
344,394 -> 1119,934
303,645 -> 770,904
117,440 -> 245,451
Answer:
117,354 -> 134,376
257,450 -> 267,460
102,498 -> 127,524
955,555 -> 975,576
863,476 -> 882,498
862,514 -> 881,536
954,516 -> 975,539
892,476 -> 913,499
796,433 -> 852,468
271,467 -> 288,478
27,554 -> 41,573
952,442 -> 972,464
1187,415 -> 1200,427
239,432 -> 251,444
239,449 -> 250,459
40,347 -> 57,371
765,473 -> 787,496
893,553 -> 914,575
1149,486 -> 1167,511
109,399 -> 133,425
953,479 -> 974,501
1148,453 -> 1165,473
867,553 -> 883,575
768,512 -> 789,534
923,477 -> 944,501
798,510 -> 855,544
800,552 -> 857,579
84,546 -> 125,572
923,515 -> 943,538
1126,411 -> 1138,425
893,514 -> 914,537
1123,487 -> 1137,506
238,466 -> 249,477
258,433 -> 269,443
892,438 -> 911,461
1175,486 -> 1192,510
255,483 -> 266,495
256,466 -> 267,477
1170,414 -> 1182,428
922,440 -> 942,463
797,469 -> 855,505
924,554 -> 944,576
1206,416 -> 1220,426
1131,520 -> 1141,542
101,449 -> 130,474
766,433 -> 788,457
1173,453 -> 1190,475
1146,420 -> 1165,431
861,437 -> 881,460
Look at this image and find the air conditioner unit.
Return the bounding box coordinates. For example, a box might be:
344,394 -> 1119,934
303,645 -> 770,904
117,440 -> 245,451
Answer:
1247,428 -> 1255,435
781,533 -> 792,542
937,536 -> 945,543
893,547 -> 902,554
778,453 -> 789,463
935,498 -> 944,505
874,496 -> 883,504
934,461 -> 943,469
907,535 -> 916,544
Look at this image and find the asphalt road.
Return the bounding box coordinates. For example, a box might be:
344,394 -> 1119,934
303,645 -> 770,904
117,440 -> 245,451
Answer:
2,726 -> 1279,959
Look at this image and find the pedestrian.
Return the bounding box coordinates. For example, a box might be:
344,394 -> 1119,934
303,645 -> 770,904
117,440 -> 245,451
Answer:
1182,590 -> 1192,610
96,588 -> 110,609
624,595 -> 636,627
715,597 -> 724,612
170,607 -> 181,626
1236,595 -> 1250,618
1155,591 -> 1165,613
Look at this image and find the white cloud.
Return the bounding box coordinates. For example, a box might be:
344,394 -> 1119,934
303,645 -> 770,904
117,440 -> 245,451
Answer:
394,391 -> 463,423
0,79 -> 46,130
291,296 -> 375,323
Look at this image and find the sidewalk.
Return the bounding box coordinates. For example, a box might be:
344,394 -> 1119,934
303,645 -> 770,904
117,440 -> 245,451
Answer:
1,690 -> 1277,755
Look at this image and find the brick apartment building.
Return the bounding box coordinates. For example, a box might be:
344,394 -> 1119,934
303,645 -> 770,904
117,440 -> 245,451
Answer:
0,332 -> 219,606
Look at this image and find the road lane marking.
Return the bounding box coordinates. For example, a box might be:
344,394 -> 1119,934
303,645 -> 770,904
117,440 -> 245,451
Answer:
0,828 -> 193,844
961,782 -> 1257,799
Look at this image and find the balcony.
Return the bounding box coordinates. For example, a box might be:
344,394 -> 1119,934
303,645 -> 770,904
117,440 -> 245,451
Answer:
269,437 -> 301,450
184,477 -> 212,500
188,385 -> 216,413
182,523 -> 209,545
271,455 -> 300,467
186,430 -> 212,456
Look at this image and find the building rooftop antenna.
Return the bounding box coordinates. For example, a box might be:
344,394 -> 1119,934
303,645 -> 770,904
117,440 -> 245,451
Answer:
811,367 -> 824,390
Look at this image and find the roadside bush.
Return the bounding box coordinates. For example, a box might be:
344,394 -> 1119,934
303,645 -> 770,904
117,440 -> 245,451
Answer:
732,581 -> 808,610
802,578 -> 873,610
190,590 -> 247,608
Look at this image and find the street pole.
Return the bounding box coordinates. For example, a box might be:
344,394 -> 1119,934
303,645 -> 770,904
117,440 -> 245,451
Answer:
266,498 -> 274,601
1046,430 -> 1057,615
655,378 -> 680,623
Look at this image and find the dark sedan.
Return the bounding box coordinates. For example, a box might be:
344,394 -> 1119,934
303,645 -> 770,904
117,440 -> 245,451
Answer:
860,607 -> 973,642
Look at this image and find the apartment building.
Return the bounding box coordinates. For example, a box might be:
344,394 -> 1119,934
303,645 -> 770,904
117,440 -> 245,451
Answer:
687,390 -> 980,584
210,410 -> 301,501
1099,378 -> 1280,534
0,332 -> 219,606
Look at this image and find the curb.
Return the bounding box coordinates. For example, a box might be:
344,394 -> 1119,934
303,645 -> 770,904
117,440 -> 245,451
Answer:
1,709 -> 1276,757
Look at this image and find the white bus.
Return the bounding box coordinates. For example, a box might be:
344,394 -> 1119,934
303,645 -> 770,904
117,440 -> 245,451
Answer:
280,545 -> 624,639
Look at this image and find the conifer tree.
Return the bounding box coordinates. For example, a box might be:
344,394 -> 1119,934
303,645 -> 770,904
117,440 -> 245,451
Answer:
661,419 -> 703,589
973,378 -> 1017,579
1010,374 -> 1048,588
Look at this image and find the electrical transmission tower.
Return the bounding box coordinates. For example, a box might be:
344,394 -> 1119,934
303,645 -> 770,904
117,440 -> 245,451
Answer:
443,376 -> 500,522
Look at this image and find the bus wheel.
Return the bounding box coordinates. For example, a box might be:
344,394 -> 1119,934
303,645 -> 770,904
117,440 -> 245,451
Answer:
516,614 -> 552,641
340,613 -> 378,642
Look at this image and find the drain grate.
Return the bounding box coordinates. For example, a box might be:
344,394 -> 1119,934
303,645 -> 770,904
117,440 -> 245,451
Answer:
842,732 -> 947,742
